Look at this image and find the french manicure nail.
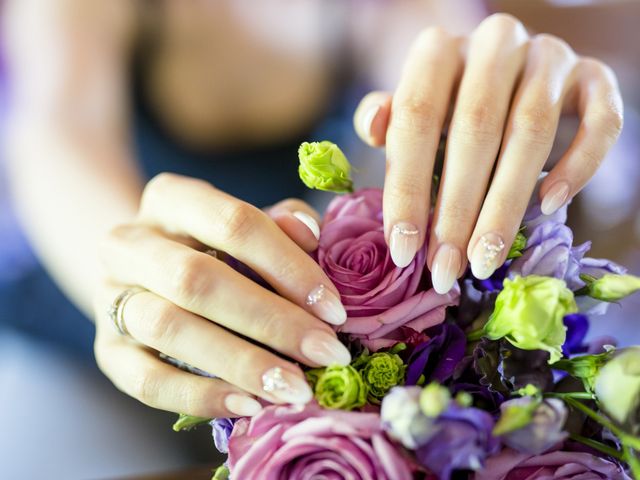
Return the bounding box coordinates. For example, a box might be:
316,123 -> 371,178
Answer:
306,284 -> 347,325
292,211 -> 320,240
301,329 -> 352,366
224,393 -> 263,417
470,233 -> 505,280
431,243 -> 461,295
390,222 -> 420,268
541,181 -> 570,216
362,104 -> 382,139
261,367 -> 313,404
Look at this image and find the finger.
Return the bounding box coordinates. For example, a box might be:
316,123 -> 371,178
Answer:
99,226 -> 352,368
384,27 -> 462,268
94,334 -> 262,417
353,91 -> 392,147
428,14 -> 529,294
97,286 -> 318,406
266,198 -> 321,252
468,34 -> 577,279
539,57 -> 623,215
137,173 -> 346,325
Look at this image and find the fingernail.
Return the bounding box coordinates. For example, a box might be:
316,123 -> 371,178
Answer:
470,233 -> 505,280
224,393 -> 263,417
541,181 -> 570,216
431,243 -> 461,295
390,222 -> 420,268
262,367 -> 313,404
306,284 -> 347,325
362,104 -> 382,139
292,211 -> 320,240
300,329 -> 351,366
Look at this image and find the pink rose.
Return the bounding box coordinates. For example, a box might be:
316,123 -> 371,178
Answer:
475,448 -> 631,480
318,189 -> 459,350
227,403 -> 412,480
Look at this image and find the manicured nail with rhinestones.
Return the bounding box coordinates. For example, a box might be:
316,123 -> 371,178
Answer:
541,181 -> 570,216
431,243 -> 461,295
261,367 -> 313,404
389,222 -> 420,268
292,211 -> 320,240
470,233 -> 505,280
224,393 -> 263,417
306,284 -> 347,325
301,329 -> 351,366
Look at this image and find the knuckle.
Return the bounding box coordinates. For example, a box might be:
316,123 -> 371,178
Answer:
218,201 -> 262,244
172,253 -> 213,303
513,106 -> 557,142
532,33 -> 574,58
131,365 -> 161,406
453,103 -> 503,146
415,26 -> 451,47
143,172 -> 180,199
390,100 -> 440,136
592,107 -> 624,140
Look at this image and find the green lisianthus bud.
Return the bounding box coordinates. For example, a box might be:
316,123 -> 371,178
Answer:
595,347 -> 640,426
587,274 -> 640,302
356,351 -> 407,404
212,465 -> 230,480
298,141 -> 353,193
172,413 -> 211,432
553,350 -> 614,392
307,364 -> 367,411
419,382 -> 451,417
484,275 -> 577,364
507,230 -> 527,260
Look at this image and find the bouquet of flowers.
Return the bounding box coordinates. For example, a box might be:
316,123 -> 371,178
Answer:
175,141 -> 640,480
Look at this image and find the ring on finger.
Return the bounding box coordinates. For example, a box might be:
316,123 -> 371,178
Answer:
107,286 -> 147,336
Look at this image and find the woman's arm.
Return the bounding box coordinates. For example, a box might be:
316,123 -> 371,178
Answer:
3,0 -> 143,316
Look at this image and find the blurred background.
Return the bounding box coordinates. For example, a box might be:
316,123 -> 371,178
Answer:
0,0 -> 639,478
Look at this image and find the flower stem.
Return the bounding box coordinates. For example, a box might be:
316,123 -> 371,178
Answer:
545,392 -> 595,400
466,328 -> 485,342
624,445 -> 640,479
569,433 -> 623,461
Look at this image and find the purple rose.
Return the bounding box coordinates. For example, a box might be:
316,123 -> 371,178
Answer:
406,323 -> 467,385
415,405 -> 500,480
498,398 -> 568,455
509,221 -> 588,290
227,403 -> 412,480
319,188 -> 459,350
474,448 -> 631,479
210,417 -> 235,454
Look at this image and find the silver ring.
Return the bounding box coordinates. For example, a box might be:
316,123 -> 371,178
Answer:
107,287 -> 147,336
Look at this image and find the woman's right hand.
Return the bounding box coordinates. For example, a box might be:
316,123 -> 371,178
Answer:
94,173 -> 351,419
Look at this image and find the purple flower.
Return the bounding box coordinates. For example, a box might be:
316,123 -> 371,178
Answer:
415,405 -> 500,480
562,313 -> 590,356
509,221 -> 588,290
406,323 -> 467,385
227,403 -> 413,480
210,417 -> 236,454
318,188 -> 459,350
474,448 -> 631,479
498,398 -> 568,454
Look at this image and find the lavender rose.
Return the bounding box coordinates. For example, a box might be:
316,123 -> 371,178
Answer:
319,189 -> 459,350
474,448 -> 631,480
227,403 -> 412,480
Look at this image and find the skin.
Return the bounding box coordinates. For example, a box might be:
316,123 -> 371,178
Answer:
3,1 -> 623,418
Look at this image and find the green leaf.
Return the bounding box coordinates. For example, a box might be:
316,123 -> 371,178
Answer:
172,413 -> 210,432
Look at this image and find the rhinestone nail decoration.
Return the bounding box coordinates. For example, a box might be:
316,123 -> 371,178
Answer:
480,236 -> 505,268
262,367 -> 290,393
306,284 -> 326,306
392,224 -> 420,236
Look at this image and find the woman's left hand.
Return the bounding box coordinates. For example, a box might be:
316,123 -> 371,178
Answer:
353,13 -> 623,294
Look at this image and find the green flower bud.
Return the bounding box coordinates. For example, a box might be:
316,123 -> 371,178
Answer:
355,351 -> 407,404
172,413 -> 211,432
484,275 -> 577,364
553,349 -> 614,392
419,382 -> 451,417
507,230 -> 527,260
212,465 -> 230,480
595,347 -> 640,425
298,141 -> 353,193
307,364 -> 367,411
587,274 -> 640,302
